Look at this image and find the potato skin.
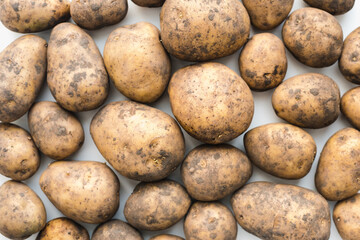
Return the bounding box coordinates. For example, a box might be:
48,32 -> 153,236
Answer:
341,87 -> 360,130
231,182 -> 331,240
104,22 -> 171,103
0,35 -> 46,122
132,0 -> 164,7
92,219 -> 143,240
304,0 -> 355,15
39,161 -> 120,224
149,234 -> 184,240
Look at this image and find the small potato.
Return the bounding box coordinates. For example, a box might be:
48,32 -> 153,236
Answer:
132,0 -> 164,7
272,73 -> 340,128
304,0 -> 355,15
124,180 -> 191,231
0,181 -> 46,239
181,144 -> 252,201
92,219 -> 143,240
184,202 -> 237,240
150,234 -> 184,240
239,33 -> 287,91
282,7 -> 343,68
341,87 -> 360,130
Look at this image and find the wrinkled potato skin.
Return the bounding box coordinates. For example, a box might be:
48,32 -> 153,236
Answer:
168,62 -> 254,144
304,0 -> 355,15
47,23 -> 109,112
0,35 -> 46,122
92,219 -> 143,240
150,234 -> 184,240
272,73 -> 340,128
0,181 -> 46,239
231,182 -> 331,240
239,33 -> 287,91
39,161 -> 120,224
160,0 -> 250,61
181,144 -> 252,201
282,7 -> 343,68
132,0 -> 164,7
315,128 -> 360,201
104,22 -> 171,103
341,87 -> 360,130
124,180 -> 191,231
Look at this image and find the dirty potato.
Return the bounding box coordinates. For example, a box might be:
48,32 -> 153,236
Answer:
304,0 -> 355,15
150,234 -> 184,240
132,0 -> 164,7
341,87 -> 360,130
92,219 -> 143,240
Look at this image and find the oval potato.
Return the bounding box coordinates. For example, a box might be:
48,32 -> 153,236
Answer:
132,0 -> 164,7
92,219 -> 143,240
150,234 -> 184,240
304,0 -> 355,15
341,87 -> 360,130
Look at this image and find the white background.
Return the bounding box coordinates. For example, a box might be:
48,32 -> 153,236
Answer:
0,0 -> 359,239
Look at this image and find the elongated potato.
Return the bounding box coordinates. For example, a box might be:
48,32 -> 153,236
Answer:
92,219 -> 143,240
341,87 -> 360,130
150,234 -> 184,240
304,0 -> 355,15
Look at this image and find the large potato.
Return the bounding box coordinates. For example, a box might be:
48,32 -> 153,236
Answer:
341,87 -> 360,130
92,219 -> 143,240
304,0 -> 355,15
231,182 -> 331,240
0,35 -> 46,122
168,62 -> 254,144
132,0 -> 164,7
150,234 -> 184,240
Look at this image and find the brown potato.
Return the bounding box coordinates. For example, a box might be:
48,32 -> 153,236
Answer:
124,180 -> 191,231
92,219 -> 143,240
282,7 -> 343,68
160,0 -> 250,61
47,22 -> 109,112
272,73 -> 340,128
149,234 -> 184,240
239,33 -> 287,91
181,144 -> 252,201
0,35 -> 46,122
104,22 -> 171,103
315,128 -> 360,201
40,161 -> 120,224
304,0 -> 355,15
231,182 -> 331,240
132,0 -> 164,7
341,87 -> 360,130
168,62 -> 254,144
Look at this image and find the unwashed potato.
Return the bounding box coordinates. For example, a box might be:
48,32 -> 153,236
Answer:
40,161 -> 120,224
28,101 -> 84,160
104,22 -> 171,103
132,0 -> 164,7
47,22 -> 109,112
304,0 -> 355,15
315,128 -> 360,201
92,219 -> 143,240
282,7 -> 343,68
341,87 -> 360,129
231,182 -> 331,240
0,35 -> 46,122
168,62 -> 254,144
272,73 -> 340,128
149,234 -> 184,240
160,0 -> 250,61
239,33 -> 287,91
0,181 -> 46,239
124,180 -> 191,231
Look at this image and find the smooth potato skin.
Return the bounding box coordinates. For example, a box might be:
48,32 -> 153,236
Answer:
304,0 -> 355,15
341,87 -> 360,130
92,220 -> 143,240
132,0 -> 164,7
149,234 -> 184,240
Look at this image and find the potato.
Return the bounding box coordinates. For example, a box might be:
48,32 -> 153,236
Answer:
231,182 -> 331,240
40,161 -> 120,224
0,181 -> 46,239
149,234 -> 184,240
244,123 -> 316,179
239,33 -> 287,91
124,180 -> 191,231
28,101 -> 84,160
341,87 -> 360,130
47,22 -> 109,112
315,128 -> 360,201
104,22 -> 171,103
181,144 -> 252,201
70,0 -> 127,30
272,73 -> 340,128
168,62 -> 254,144
0,35 -> 46,122
304,0 -> 355,15
282,7 -> 343,68
92,219 -> 143,240
0,0 -> 70,33
132,0 -> 164,7
184,202 -> 237,240
90,101 -> 185,182
160,0 -> 250,61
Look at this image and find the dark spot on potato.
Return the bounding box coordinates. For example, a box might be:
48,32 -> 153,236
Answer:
208,13 -> 215,21
11,2 -> 19,11
310,88 -> 319,96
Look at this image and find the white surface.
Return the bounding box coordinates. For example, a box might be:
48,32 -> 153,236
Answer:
0,0 -> 359,239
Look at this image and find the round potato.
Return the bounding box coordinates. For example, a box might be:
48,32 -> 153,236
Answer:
132,0 -> 164,7
150,234 -> 184,240
104,22 -> 171,103
168,62 -> 254,144
282,7 -> 343,68
160,0 -> 250,61
92,219 -> 143,240
239,33 -> 287,91
304,0 -> 355,15
341,87 -> 360,130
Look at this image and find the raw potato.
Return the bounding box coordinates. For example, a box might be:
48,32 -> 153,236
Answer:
104,22 -> 171,103
231,182 -> 331,240
272,73 -> 340,128
239,33 -> 287,91
132,0 -> 164,7
28,101 -> 84,160
341,87 -> 360,129
184,202 -> 237,240
160,0 -> 250,61
315,128 -> 360,201
168,62 -> 254,144
181,144 -> 252,201
124,180 -> 191,231
47,22 -> 109,112
90,101 -> 185,182
282,7 -> 343,68
40,161 -> 120,224
0,181 -> 46,239
244,123 -> 316,179
304,0 -> 355,15
92,219 -> 143,240
0,35 -> 47,122
150,234 -> 184,240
